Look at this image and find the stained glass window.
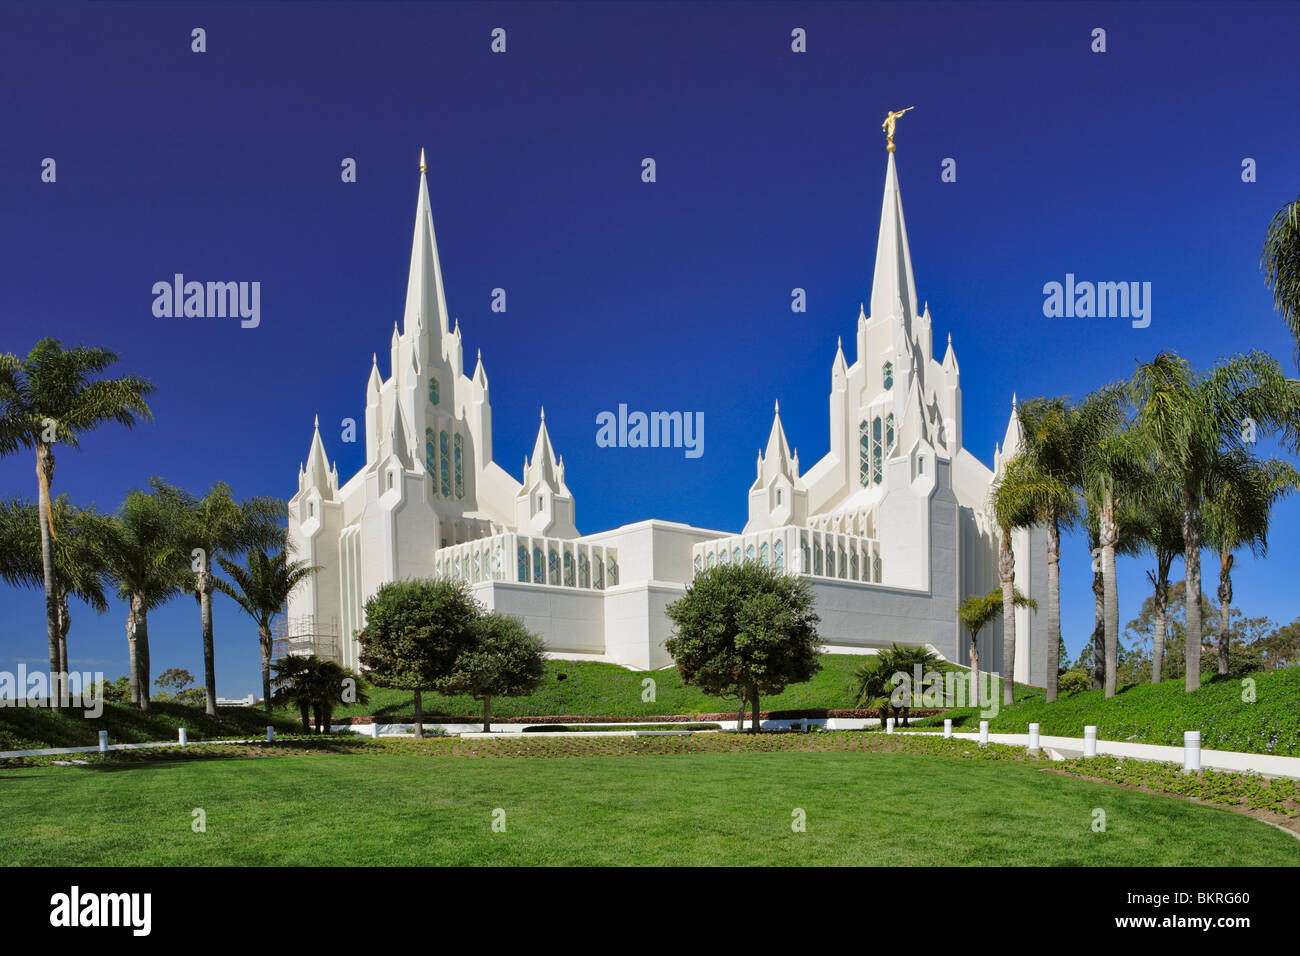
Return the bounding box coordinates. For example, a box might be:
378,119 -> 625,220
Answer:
439,431 -> 451,496
872,417 -> 883,484
472,552 -> 481,583
425,427 -> 436,475
608,558 -> 619,586
429,377 -> 440,405
694,555 -> 703,573
873,554 -> 882,581
707,552 -> 716,569
883,362 -> 893,390
564,552 -> 574,586
579,552 -> 590,587
859,420 -> 871,487
760,542 -> 769,567
594,555 -> 604,589
517,545 -> 527,582
719,548 -> 729,565
746,545 -> 756,563
533,547 -> 544,584
774,539 -> 784,573
548,548 -> 559,585
733,547 -> 742,565
851,550 -> 860,580
453,434 -> 464,499
886,413 -> 895,453
813,545 -> 823,575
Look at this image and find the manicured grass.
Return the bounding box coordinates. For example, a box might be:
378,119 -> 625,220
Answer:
910,668 -> 1300,756
0,701 -> 300,752
2,743 -> 1296,865
324,653 -> 872,720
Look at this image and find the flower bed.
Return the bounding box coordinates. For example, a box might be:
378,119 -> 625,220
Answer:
335,707 -> 947,726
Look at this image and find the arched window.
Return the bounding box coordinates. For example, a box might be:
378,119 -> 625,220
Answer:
760,542 -> 769,567
825,544 -> 835,574
733,547 -> 742,565
517,545 -> 528,582
694,554 -> 703,573
801,545 -> 811,574
593,555 -> 604,589
439,431 -> 451,496
850,550 -> 859,580
745,545 -> 756,563
858,419 -> 871,487
472,552 -> 482,583
563,551 -> 574,586
533,547 -> 544,584
578,552 -> 590,587
885,413 -> 895,453
719,548 -> 730,566
429,377 -> 440,406
813,546 -> 823,575
707,551 -> 716,569
548,548 -> 559,585
607,558 -> 619,586
776,489 -> 782,506
838,547 -> 847,578
872,417 -> 883,484
882,362 -> 893,390
774,539 -> 784,573
493,547 -> 503,580
872,554 -> 882,581
453,434 -> 464,499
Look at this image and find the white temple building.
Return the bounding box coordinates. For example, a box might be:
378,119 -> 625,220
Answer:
287,146 -> 1049,685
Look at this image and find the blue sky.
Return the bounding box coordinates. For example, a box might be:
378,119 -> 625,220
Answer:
2,2 -> 1298,696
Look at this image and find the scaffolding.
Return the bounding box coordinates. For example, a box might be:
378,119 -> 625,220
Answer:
272,612 -> 340,663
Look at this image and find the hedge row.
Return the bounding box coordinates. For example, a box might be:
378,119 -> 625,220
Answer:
335,707 -> 947,725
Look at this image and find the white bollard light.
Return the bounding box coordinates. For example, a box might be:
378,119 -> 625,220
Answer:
1183,731 -> 1202,772
978,720 -> 989,745
178,728 -> 188,747
370,722 -> 380,739
1028,722 -> 1040,752
885,717 -> 895,734
1083,725 -> 1098,758
266,726 -> 275,742
943,718 -> 952,739
98,730 -> 108,753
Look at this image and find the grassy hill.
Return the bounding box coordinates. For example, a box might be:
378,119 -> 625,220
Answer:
0,700 -> 301,752
323,653 -> 871,720
910,668 -> 1300,756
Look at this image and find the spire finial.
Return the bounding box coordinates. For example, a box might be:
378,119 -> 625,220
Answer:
881,106 -> 914,152
540,405 -> 546,421
419,148 -> 427,174
313,414 -> 320,430
774,398 -> 780,413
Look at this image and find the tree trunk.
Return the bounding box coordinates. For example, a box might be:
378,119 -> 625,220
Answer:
1149,554 -> 1171,684
1099,490 -> 1119,698
127,604 -> 140,705
736,694 -> 746,733
481,695 -> 493,733
313,702 -> 322,734
1090,568 -> 1105,690
299,701 -> 310,733
259,623 -> 273,712
1045,515 -> 1061,703
1184,500 -> 1203,691
57,594 -> 71,686
750,687 -> 760,735
36,444 -> 61,709
199,571 -> 218,715
968,633 -> 981,708
1217,549 -> 1234,677
999,528 -> 1016,707
134,601 -> 151,712
413,689 -> 424,738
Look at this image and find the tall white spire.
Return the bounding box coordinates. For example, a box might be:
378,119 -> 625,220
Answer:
403,149 -> 451,344
868,150 -> 918,328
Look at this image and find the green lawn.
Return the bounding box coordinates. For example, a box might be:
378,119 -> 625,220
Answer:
910,668 -> 1300,756
3,747 -> 1296,865
324,653 -> 874,720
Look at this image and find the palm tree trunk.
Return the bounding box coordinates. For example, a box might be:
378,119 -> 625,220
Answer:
1090,569 -> 1105,690
968,634 -> 980,708
1217,549 -> 1234,676
199,572 -> 218,716
481,695 -> 492,733
1184,501 -> 1204,692
36,444 -> 61,709
999,529 -> 1017,706
1045,515 -> 1061,703
57,594 -> 71,682
259,622 -> 273,713
135,602 -> 151,712
1100,491 -> 1119,698
127,604 -> 140,705
1150,555 -> 1172,684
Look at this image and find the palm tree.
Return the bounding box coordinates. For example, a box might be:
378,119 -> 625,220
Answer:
957,587 -> 1037,708
1079,406 -> 1144,699
271,655 -> 315,731
152,479 -> 285,715
1131,457 -> 1185,684
1204,450 -> 1298,676
217,549 -> 320,712
1262,194 -> 1300,362
1132,351 -> 1300,691
0,495 -> 109,680
270,654 -> 366,733
0,339 -> 153,703
990,455 -> 1045,706
88,490 -> 187,710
